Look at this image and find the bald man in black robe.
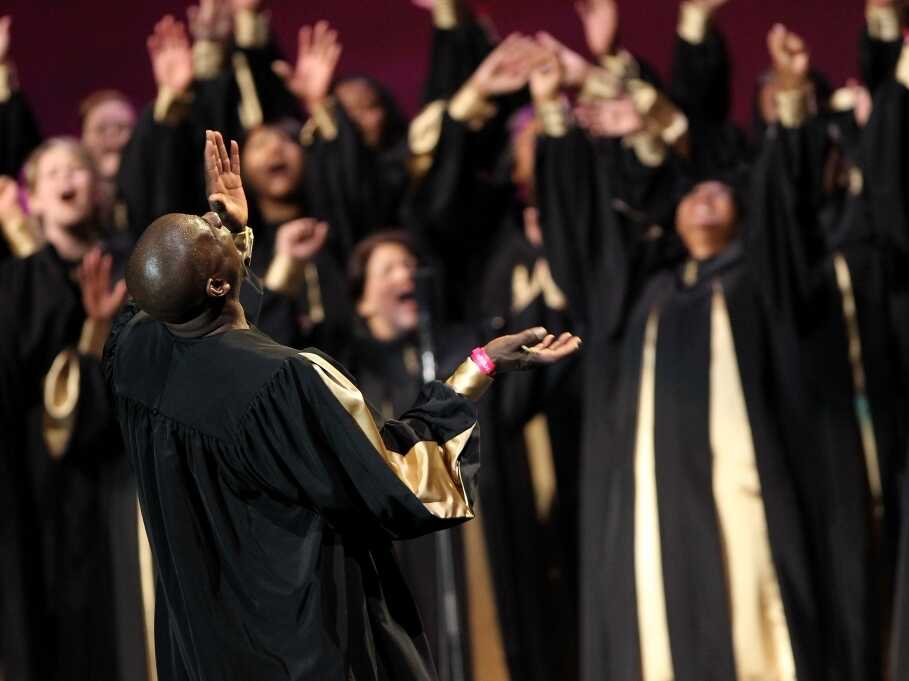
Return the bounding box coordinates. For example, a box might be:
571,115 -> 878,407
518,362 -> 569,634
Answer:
103,130 -> 579,681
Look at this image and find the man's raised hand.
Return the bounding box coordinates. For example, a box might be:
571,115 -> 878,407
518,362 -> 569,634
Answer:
205,130 -> 248,232
484,327 -> 582,373
273,21 -> 342,110
536,32 -> 593,89
147,15 -> 194,94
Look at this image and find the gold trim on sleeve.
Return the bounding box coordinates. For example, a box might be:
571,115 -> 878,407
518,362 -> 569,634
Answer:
301,98 -> 339,143
775,88 -> 809,128
302,351 -> 477,518
409,100 -> 447,156
192,39 -> 224,80
0,62 -> 16,102
867,4 -> 901,41
579,67 -> 623,103
624,131 -> 668,168
678,1 -> 711,45
233,52 -> 264,130
78,318 -> 111,360
42,349 -> 80,459
433,0 -> 459,29
535,98 -> 570,138
1,215 -> 41,258
234,9 -> 269,49
152,87 -> 194,126
264,252 -> 306,296
600,48 -> 639,82
897,43 -> 909,89
448,85 -> 497,129
445,358 -> 493,401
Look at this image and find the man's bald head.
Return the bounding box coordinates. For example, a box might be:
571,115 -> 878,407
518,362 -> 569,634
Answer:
126,212 -> 243,324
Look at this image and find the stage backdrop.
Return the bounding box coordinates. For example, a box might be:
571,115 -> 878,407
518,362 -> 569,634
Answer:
6,0 -> 865,137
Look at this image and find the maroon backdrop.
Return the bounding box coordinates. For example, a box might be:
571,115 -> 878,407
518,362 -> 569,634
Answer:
6,0 -> 865,136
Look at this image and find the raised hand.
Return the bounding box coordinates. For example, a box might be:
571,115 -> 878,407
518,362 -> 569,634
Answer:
536,31 -> 593,88
205,130 -> 248,232
0,176 -> 23,224
529,49 -> 563,103
468,33 -> 545,97
575,0 -> 619,59
147,15 -> 194,94
484,327 -> 582,373
187,0 -> 233,42
767,23 -> 810,89
0,16 -> 11,64
272,21 -> 341,109
78,247 -> 128,323
275,218 -> 329,262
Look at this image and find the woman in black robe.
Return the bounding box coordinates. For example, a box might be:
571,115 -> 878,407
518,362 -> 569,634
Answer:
0,138 -> 151,681
533,28 -> 880,681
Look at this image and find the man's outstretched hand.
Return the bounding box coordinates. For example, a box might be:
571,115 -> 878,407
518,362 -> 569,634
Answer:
484,327 -> 582,373
205,129 -> 248,232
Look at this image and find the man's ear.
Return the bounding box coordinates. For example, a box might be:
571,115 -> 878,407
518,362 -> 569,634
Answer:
206,277 -> 232,299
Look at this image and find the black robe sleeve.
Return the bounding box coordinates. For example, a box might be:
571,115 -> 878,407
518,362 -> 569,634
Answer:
746,117 -> 830,325
236,349 -> 484,540
421,7 -> 494,105
859,30 -> 903,96
536,128 -> 668,337
0,90 -> 41,177
116,104 -> 207,239
669,26 -> 748,173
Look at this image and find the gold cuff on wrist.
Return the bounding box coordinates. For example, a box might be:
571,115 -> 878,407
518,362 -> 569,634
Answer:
678,1 -> 711,44
867,5 -> 902,41
78,318 -> 110,359
445,358 -> 493,401
264,252 -> 307,295
193,40 -> 224,80
1,215 -> 41,258
535,98 -> 571,138
234,10 -> 270,48
433,0 -> 459,29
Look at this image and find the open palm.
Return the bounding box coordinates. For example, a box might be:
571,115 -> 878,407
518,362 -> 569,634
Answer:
205,130 -> 248,232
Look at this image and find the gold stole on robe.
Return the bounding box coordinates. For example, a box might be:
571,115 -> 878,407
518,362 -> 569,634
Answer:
633,285 -> 797,681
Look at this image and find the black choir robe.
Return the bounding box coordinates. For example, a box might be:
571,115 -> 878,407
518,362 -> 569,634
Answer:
537,117 -> 878,681
0,245 -> 151,681
337,323 -> 483,681
478,227 -> 582,681
103,303 -> 487,681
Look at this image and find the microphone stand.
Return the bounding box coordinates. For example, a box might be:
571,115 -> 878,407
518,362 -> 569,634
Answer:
415,268 -> 465,681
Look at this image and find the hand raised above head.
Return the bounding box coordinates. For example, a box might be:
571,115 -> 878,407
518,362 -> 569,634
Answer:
147,15 -> 194,94
575,0 -> 619,59
767,23 -> 810,89
272,21 -> 342,110
536,32 -> 593,89
205,130 -> 248,232
483,327 -> 582,374
529,49 -> 564,103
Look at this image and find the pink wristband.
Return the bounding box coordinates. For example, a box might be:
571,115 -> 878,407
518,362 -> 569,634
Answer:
470,347 -> 496,376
